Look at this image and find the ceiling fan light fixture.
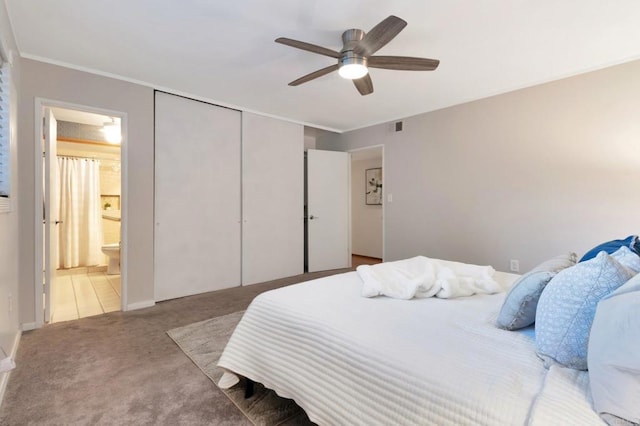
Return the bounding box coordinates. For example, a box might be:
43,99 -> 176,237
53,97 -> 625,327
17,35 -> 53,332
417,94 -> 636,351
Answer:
338,55 -> 368,80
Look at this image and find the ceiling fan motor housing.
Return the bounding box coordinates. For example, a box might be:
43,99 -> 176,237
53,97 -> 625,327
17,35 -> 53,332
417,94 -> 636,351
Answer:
339,51 -> 368,69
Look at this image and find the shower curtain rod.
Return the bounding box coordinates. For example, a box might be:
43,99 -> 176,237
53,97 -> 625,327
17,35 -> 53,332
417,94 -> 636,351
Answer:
58,154 -> 120,163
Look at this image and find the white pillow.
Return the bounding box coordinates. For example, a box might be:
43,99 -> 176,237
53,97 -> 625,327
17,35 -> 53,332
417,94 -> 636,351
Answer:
529,252 -> 578,273
588,281 -> 640,425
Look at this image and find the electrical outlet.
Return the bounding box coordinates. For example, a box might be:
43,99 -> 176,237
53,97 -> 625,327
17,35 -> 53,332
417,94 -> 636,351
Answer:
509,259 -> 520,272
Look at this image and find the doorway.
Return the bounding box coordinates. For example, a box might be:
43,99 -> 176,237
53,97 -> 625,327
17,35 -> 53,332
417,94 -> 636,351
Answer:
35,100 -> 128,326
349,146 -> 384,268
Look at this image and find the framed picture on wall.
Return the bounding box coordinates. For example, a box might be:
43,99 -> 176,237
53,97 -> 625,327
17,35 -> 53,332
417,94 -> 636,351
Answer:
365,167 -> 382,205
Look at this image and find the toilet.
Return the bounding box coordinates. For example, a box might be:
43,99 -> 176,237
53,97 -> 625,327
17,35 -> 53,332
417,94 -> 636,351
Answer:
101,243 -> 120,275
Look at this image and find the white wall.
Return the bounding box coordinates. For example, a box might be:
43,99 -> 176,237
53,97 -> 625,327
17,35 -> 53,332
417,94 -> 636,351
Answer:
0,0 -> 21,401
304,135 -> 316,151
18,59 -> 154,323
319,60 -> 640,272
351,158 -> 383,258
304,127 -> 338,152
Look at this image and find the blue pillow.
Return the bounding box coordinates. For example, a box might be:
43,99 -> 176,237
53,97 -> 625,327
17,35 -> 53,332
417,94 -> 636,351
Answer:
580,235 -> 639,262
496,271 -> 555,330
496,253 -> 577,330
535,252 -> 635,370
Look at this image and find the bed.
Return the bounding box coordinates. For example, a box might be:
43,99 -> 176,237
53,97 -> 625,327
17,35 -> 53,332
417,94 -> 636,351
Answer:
218,260 -> 605,425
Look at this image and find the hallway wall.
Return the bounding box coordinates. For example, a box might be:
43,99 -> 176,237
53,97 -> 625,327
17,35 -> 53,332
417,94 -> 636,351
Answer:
351,157 -> 383,259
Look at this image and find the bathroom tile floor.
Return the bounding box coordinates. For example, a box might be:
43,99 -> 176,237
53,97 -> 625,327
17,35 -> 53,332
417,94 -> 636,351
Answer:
50,267 -> 121,324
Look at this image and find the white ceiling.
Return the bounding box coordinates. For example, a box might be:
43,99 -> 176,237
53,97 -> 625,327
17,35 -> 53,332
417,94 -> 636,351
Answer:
6,1 -> 640,132
51,107 -> 118,127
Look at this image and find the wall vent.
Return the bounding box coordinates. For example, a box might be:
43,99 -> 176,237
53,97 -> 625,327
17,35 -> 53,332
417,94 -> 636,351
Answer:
395,121 -> 403,132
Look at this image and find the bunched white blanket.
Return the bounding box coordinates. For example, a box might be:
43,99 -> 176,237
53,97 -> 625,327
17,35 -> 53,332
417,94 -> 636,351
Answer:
357,255 -> 501,299
218,265 -> 604,425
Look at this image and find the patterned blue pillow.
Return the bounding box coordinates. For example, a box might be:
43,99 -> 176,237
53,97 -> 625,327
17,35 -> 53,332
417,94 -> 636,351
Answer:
611,246 -> 640,273
608,273 -> 640,298
535,252 -> 635,370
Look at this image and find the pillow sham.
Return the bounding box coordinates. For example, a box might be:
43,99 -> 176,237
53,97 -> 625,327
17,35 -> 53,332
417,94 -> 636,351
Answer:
588,289 -> 640,425
535,252 -> 635,370
496,253 -> 577,331
580,235 -> 639,262
611,246 -> 640,273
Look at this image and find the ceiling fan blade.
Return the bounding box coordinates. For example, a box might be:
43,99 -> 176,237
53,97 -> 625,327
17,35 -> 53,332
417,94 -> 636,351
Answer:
275,37 -> 340,59
368,56 -> 440,71
288,64 -> 339,86
353,74 -> 373,96
354,15 -> 407,56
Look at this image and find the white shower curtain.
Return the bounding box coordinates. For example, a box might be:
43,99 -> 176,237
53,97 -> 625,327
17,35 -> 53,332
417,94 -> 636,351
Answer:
57,157 -> 104,268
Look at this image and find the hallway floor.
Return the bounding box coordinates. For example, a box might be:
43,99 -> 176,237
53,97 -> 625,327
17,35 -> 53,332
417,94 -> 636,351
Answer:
351,254 -> 382,269
51,267 -> 121,324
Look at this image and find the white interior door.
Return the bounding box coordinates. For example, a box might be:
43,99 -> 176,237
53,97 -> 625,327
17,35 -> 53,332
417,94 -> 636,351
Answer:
154,92 -> 242,301
307,149 -> 351,272
241,113 -> 304,285
43,108 -> 59,323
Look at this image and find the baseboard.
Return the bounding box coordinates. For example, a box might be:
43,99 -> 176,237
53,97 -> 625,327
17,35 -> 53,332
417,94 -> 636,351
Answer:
0,331 -> 21,407
126,300 -> 155,311
20,322 -> 38,332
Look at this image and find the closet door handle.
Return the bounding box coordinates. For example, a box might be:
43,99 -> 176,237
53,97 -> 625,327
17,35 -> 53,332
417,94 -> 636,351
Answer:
55,220 -> 64,225
309,215 -> 319,220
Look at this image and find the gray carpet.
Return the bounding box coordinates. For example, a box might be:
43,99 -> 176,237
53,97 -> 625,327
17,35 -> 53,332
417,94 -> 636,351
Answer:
167,311 -> 314,425
0,269 -> 346,425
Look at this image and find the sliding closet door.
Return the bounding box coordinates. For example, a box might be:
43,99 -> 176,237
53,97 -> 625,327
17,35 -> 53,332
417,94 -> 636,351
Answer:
154,92 -> 241,301
241,113 -> 303,285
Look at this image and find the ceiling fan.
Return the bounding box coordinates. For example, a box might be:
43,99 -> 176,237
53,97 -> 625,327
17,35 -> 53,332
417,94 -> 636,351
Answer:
275,15 -> 439,96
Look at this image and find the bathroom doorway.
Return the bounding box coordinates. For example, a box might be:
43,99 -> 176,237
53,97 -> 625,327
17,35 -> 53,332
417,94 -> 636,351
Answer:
36,101 -> 127,325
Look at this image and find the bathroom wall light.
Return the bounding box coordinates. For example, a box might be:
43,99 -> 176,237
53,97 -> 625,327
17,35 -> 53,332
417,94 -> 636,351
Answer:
102,118 -> 121,144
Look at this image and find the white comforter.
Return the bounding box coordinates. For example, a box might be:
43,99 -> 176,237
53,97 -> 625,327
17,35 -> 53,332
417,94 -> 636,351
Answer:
358,256 -> 501,299
218,268 -> 604,425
